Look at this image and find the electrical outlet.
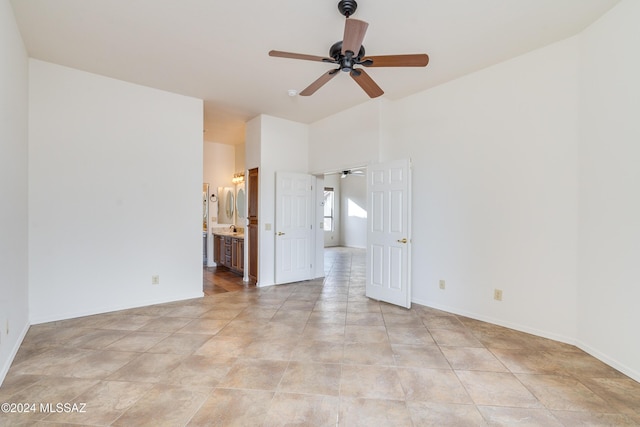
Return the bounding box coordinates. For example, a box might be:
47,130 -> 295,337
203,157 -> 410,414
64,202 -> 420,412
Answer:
494,289 -> 503,301
439,280 -> 446,290
152,275 -> 160,285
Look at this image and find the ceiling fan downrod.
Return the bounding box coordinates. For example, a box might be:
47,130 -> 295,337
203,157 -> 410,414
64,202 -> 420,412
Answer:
338,0 -> 358,18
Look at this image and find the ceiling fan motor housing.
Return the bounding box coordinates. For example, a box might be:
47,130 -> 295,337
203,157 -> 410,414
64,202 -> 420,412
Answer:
338,0 -> 358,17
329,41 -> 365,72
330,41 -> 365,60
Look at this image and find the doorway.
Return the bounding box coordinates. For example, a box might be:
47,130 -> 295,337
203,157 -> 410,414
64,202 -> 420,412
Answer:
322,160 -> 412,309
323,167 -> 368,250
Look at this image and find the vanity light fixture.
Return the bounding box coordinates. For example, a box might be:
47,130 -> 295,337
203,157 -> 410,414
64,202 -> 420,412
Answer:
232,172 -> 245,184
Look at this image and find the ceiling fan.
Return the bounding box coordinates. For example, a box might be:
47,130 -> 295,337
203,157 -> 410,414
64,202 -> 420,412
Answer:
341,169 -> 365,178
269,0 -> 429,98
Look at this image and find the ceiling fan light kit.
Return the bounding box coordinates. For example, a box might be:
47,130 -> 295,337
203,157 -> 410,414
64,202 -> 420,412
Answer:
269,0 -> 429,98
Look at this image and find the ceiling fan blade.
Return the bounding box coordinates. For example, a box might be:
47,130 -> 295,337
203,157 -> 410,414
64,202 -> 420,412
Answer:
299,70 -> 340,96
350,69 -> 383,98
361,54 -> 429,67
269,50 -> 333,63
342,19 -> 369,55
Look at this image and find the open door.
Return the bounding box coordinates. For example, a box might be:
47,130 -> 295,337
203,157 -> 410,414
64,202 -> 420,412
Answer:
275,172 -> 314,284
366,159 -> 412,308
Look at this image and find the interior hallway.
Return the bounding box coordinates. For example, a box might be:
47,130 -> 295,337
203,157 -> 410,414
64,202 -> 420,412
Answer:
1,247 -> 639,426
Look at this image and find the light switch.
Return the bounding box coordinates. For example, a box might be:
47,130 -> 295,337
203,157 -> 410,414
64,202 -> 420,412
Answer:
265,223 -> 271,231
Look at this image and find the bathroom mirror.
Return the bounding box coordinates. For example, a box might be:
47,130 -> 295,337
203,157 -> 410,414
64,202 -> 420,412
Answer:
226,189 -> 235,219
217,186 -> 234,224
236,186 -> 246,219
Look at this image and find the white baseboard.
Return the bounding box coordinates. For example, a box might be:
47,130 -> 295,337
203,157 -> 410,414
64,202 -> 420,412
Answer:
412,297 -> 639,383
0,321 -> 30,387
575,339 -> 640,383
29,291 -> 204,325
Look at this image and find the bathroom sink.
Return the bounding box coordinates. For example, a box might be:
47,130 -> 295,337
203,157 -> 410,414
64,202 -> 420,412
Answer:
213,230 -> 244,238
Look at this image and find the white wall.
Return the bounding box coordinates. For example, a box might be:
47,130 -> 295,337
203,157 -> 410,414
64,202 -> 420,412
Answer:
28,60 -> 204,323
384,36 -> 581,343
321,172 -> 367,249
235,142 -> 246,173
308,101 -> 381,251
245,116 -> 261,172
309,101 -> 381,174
306,0 -> 640,381
577,0 -> 640,380
253,115 -> 309,287
0,0 -> 29,385
340,174 -> 367,248
203,142 -> 235,223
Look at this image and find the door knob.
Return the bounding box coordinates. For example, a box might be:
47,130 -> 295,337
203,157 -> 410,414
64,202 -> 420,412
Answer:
277,232 -> 285,236
397,238 -> 408,244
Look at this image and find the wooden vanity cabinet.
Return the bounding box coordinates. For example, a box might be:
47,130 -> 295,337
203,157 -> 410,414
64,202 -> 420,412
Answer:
232,237 -> 244,271
212,233 -> 244,275
224,236 -> 232,267
213,234 -> 222,264
237,239 -> 244,271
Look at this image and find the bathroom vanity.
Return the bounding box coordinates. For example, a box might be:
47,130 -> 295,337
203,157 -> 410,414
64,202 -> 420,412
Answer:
212,231 -> 244,275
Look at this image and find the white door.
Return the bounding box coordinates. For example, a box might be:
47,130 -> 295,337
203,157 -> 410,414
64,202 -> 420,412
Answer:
275,172 -> 313,284
366,159 -> 412,308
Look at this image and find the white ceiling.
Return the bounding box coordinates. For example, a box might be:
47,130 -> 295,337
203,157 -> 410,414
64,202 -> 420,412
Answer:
10,0 -> 619,145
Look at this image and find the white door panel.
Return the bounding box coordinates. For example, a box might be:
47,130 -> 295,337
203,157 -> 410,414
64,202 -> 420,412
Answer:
276,172 -> 313,284
366,159 -> 412,308
370,243 -> 384,288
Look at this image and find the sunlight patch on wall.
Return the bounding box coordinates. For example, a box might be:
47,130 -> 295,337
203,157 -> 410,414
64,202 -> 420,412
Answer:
348,199 -> 367,218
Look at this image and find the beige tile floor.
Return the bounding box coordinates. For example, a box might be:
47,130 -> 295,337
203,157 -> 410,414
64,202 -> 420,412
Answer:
2,247 -> 640,426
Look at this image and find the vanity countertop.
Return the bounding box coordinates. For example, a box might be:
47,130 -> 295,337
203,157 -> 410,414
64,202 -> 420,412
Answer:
212,230 -> 244,239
